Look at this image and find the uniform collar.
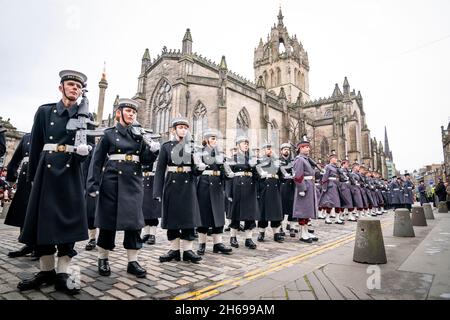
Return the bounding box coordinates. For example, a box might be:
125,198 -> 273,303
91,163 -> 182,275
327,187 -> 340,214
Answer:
115,122 -> 129,136
56,100 -> 78,118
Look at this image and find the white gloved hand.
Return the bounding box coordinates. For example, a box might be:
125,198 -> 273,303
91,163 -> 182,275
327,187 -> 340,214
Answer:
248,158 -> 257,167
89,192 -> 98,198
228,197 -> 233,202
154,197 -> 162,202
197,162 -> 207,171
227,172 -> 236,178
149,141 -> 160,152
76,144 -> 90,156
298,191 -> 306,197
261,172 -> 268,179
285,174 -> 294,179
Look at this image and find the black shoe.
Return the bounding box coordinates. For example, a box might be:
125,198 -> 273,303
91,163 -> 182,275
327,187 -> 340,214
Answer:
245,239 -> 257,249
308,229 -> 315,234
194,231 -> 199,238
8,245 -> 34,258
85,239 -> 96,251
127,261 -> 147,278
230,236 -> 239,248
274,233 -> 285,243
197,243 -> 206,256
141,234 -> 150,243
54,273 -> 80,295
17,270 -> 56,291
30,251 -> 39,261
224,226 -> 231,232
183,250 -> 202,263
207,228 -> 212,236
98,258 -> 111,276
159,250 -> 181,263
286,225 -> 291,231
213,243 -> 232,254
238,224 -> 245,232
146,235 -> 156,245
280,228 -> 286,237
257,232 -> 265,242
290,230 -> 296,238
299,237 -> 313,243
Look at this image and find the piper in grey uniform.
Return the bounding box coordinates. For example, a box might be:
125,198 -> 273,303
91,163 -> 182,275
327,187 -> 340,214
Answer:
319,151 -> 343,224
87,98 -> 159,278
141,158 -> 160,245
292,136 -> 318,243
279,143 -> 295,236
5,133 -> 34,257
18,70 -> 91,295
403,173 -> 415,211
224,136 -> 259,250
154,117 -> 204,263
196,129 -> 232,256
256,143 -> 284,243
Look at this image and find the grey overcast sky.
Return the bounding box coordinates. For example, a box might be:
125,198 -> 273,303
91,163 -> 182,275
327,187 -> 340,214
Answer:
0,0 -> 449,172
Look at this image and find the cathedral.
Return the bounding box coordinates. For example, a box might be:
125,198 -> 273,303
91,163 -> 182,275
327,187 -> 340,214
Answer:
96,8 -> 394,178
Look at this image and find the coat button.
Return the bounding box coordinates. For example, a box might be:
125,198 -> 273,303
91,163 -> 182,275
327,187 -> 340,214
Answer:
147,184 -> 150,187
115,130 -> 118,133
118,149 -> 121,152
172,180 -> 176,183
185,180 -> 188,183
72,137 -> 75,141
66,164 -> 70,167
136,151 -> 139,154
116,138 -> 120,142
49,136 -> 53,140
119,171 -> 122,174
25,152 -> 28,155
27,142 -> 30,145
53,109 -> 57,113
50,122 -> 54,126
47,164 -> 51,168
210,182 -> 213,185
134,172 -> 137,175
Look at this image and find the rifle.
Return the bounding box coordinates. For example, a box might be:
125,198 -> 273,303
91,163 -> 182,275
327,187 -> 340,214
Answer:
66,87 -> 105,151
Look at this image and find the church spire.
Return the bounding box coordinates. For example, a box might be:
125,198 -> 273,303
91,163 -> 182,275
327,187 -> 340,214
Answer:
384,126 -> 393,160
182,28 -> 193,55
343,76 -> 350,95
277,6 -> 284,28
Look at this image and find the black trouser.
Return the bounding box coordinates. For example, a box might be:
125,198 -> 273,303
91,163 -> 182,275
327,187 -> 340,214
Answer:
405,204 -> 412,211
97,229 -> 143,250
34,243 -> 77,258
197,227 -> 223,234
257,220 -> 282,229
229,220 -> 256,230
88,217 -> 96,230
167,229 -> 196,241
144,219 -> 159,227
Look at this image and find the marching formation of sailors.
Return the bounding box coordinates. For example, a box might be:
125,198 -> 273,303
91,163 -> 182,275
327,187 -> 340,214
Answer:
2,69 -> 415,296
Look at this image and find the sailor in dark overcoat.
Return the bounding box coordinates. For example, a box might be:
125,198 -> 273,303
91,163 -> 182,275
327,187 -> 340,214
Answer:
141,158 -> 160,245
87,98 -> 159,278
83,135 -> 98,251
153,117 -> 204,263
5,133 -> 34,257
279,143 -> 295,236
18,70 -> 91,295
196,129 -> 232,256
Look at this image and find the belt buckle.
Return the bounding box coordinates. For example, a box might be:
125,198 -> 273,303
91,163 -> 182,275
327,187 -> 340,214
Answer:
57,145 -> 66,152
244,172 -> 251,177
125,155 -> 133,161
214,171 -> 220,176
176,166 -> 184,173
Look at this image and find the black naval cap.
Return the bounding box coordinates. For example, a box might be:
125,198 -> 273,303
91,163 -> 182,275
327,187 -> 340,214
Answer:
59,70 -> 87,87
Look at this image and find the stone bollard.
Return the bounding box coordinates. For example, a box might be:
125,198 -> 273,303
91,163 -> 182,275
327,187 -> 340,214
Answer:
393,209 -> 415,237
411,206 -> 427,226
438,201 -> 448,213
353,218 -> 387,264
423,203 -> 435,220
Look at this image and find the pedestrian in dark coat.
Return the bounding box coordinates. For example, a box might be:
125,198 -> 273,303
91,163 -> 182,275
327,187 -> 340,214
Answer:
292,136 -> 318,243
153,117 -> 204,263
418,181 -> 428,205
256,143 -> 284,243
5,133 -> 34,258
223,136 -> 259,250
196,129 -> 232,256
141,159 -> 161,245
18,70 -> 91,295
319,152 -> 343,224
87,98 -> 159,278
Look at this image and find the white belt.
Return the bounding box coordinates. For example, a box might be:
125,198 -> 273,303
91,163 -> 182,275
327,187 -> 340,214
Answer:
304,176 -> 314,180
234,171 -> 253,177
328,177 -> 338,181
22,157 -> 30,163
143,172 -> 155,177
43,143 -> 76,153
343,181 -> 350,184
355,182 -> 360,186
315,183 -> 321,186
108,154 -> 140,162
266,174 -> 279,179
407,187 -> 412,190
167,166 -> 191,173
393,188 -> 399,191
202,170 -> 221,176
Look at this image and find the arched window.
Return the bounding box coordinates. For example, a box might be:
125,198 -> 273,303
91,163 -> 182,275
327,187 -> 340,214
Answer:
363,133 -> 370,157
320,137 -> 330,160
263,71 -> 268,88
278,39 -> 286,55
349,124 -> 357,151
294,68 -> 298,86
300,72 -> 305,91
236,107 -> 250,137
270,120 -> 280,150
270,69 -> 274,88
193,101 -> 207,142
152,79 -> 172,135
276,67 -> 281,86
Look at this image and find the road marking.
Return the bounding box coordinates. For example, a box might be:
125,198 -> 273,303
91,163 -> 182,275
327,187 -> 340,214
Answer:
173,219 -> 393,300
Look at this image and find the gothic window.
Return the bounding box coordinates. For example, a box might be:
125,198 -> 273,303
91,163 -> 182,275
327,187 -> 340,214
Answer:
236,107 -> 250,137
278,39 -> 286,55
269,120 -> 280,150
270,69 -> 274,88
276,67 -> 281,86
193,101 -> 207,142
349,124 -> 357,151
320,137 -> 330,160
263,71 -> 268,88
300,72 -> 305,91
294,68 -> 298,86
297,71 -> 301,89
152,79 -> 172,135
363,133 -> 370,157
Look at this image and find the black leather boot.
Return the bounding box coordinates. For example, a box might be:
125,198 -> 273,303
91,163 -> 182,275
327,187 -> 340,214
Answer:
245,238 -> 257,249
85,239 -> 97,251
146,234 -> 156,245
197,243 -> 206,256
279,228 -> 286,237
274,233 -> 285,243
141,234 -> 150,243
8,245 -> 34,258
98,258 -> 111,276
257,232 -> 265,242
159,250 -> 181,263
127,261 -> 147,278
54,273 -> 80,295
290,229 -> 296,237
183,250 -> 202,263
213,243 -> 232,254
230,236 -> 239,248
17,270 -> 56,291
